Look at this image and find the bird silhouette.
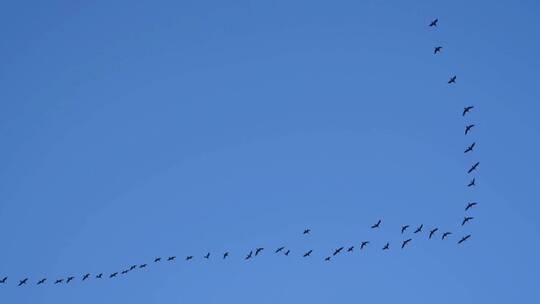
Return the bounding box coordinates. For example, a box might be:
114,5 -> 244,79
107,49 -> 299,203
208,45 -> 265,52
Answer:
167,256 -> 176,261
448,76 -> 457,84
324,256 -> 331,261
109,272 -> 118,278
462,216 -> 474,226
458,234 -> 471,244
463,106 -> 474,116
37,278 -> 46,285
54,279 -> 64,284
96,273 -> 103,279
284,250 -> 291,256
275,247 -> 285,253
468,162 -> 480,174
129,265 -> 137,271
464,142 -> 476,153
371,220 -> 381,229
429,228 -> 438,239
121,270 -> 129,275
401,225 -> 409,234
223,252 -> 229,259
347,246 -> 354,252
0,277 -> 7,284
414,224 -> 423,234
401,239 -> 412,249
467,178 -> 476,187
434,46 -> 442,54
465,202 -> 478,211
382,243 -> 390,250
154,257 -> 162,263
255,248 -> 264,256
360,241 -> 370,249
442,232 -> 452,240
82,274 -> 90,281
429,18 -> 439,27
245,251 -> 253,260
186,256 -> 194,261
465,124 -> 475,135
204,252 -> 210,259
139,264 -> 147,268
66,276 -> 75,283
333,247 -> 344,256
303,229 -> 311,235
18,278 -> 28,286
303,250 -> 313,257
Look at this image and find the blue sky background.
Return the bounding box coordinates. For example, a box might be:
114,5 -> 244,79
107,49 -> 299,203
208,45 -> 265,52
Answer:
1,0 -> 539,303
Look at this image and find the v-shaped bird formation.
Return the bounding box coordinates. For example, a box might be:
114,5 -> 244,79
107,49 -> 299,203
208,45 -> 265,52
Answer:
0,15 -> 480,289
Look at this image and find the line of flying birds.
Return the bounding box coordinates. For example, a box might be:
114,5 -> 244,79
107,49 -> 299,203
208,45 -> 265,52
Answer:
0,17 -> 478,289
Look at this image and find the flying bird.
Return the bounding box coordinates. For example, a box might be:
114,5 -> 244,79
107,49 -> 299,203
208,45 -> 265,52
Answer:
284,250 -> 291,256
66,276 -> 75,283
109,272 -> 118,278
54,279 -> 64,284
154,257 -> 162,263
347,246 -> 354,252
204,253 -> 210,259
186,256 -> 194,261
245,251 -> 253,260
465,202 -> 478,211
414,224 -> 423,234
463,106 -> 474,116
139,264 -> 147,268
121,270 -> 129,275
96,273 -> 103,279
462,216 -> 474,226
429,18 -> 439,27
325,256 -> 331,261
442,232 -> 452,240
0,277 -> 7,284
129,265 -> 137,271
255,248 -> 264,256
401,225 -> 410,234
468,162 -> 480,174
467,178 -> 476,187
401,239 -> 412,249
333,247 -> 344,256
458,234 -> 471,244
429,228 -> 439,239
382,243 -> 390,250
303,229 -> 311,235
464,142 -> 476,154
82,274 -> 90,281
18,278 -> 28,286
434,46 -> 442,54
448,76 -> 457,84
37,278 -> 46,285
303,250 -> 313,257
360,241 -> 370,249
223,252 -> 229,259
465,124 -> 475,135
371,219 -> 381,229
275,247 -> 285,253
167,256 -> 176,261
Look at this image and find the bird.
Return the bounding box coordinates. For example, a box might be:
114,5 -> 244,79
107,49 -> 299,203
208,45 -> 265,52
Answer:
465,202 -> 478,211
139,264 -> 147,268
121,270 -> 129,275
255,247 -> 264,256
245,251 -> 253,260
434,46 -> 443,54
167,256 -> 176,261
401,225 -> 410,234
37,278 -> 46,285
467,178 -> 476,187
303,250 -> 313,257
66,276 -> 75,283
468,162 -> 480,174
464,142 -> 476,153
204,252 -> 210,259
371,219 -> 381,229
401,239 -> 412,249
96,273 -> 103,279
333,247 -> 344,256
429,18 -> 439,27
462,216 -> 474,226
382,243 -> 390,250
463,106 -> 474,116
54,279 -> 64,284
458,235 -> 471,244
18,278 -> 28,286
360,241 -> 370,249
129,265 -> 137,271
429,228 -> 439,239
284,250 -> 290,256
442,232 -> 452,240
324,256 -> 331,261
303,229 -> 311,235
0,277 -> 7,284
186,256 -> 194,261
448,76 -> 457,84
109,272 -> 118,278
82,274 -> 90,281
275,247 -> 285,253
154,257 -> 162,263
465,124 -> 475,135
223,252 -> 229,259
347,246 -> 354,252
414,224 -> 423,234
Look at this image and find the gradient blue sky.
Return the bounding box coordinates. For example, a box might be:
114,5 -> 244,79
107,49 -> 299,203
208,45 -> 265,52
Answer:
1,0 -> 539,303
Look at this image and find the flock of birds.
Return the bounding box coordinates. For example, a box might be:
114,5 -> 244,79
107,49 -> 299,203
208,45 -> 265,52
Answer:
0,18 -> 478,289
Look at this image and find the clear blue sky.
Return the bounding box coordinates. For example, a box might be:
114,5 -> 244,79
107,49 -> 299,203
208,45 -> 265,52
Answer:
1,0 -> 539,303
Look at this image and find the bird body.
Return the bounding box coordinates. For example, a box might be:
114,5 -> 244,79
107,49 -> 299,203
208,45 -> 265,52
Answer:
414,224 -> 423,234
401,239 -> 412,249
383,243 -> 390,250
204,253 -> 210,259
468,162 -> 480,174
0,277 -> 7,284
255,247 -> 264,256
83,274 -> 90,281
55,279 -> 64,284
37,279 -> 46,285
458,235 -> 471,244
429,18 -> 439,27
303,250 -> 313,257
333,247 -> 344,256
18,278 -> 28,286
464,142 -> 476,153
275,247 -> 285,253
96,273 -> 103,279
429,228 -> 438,239
223,252 -> 229,259
434,46 -> 442,54
347,246 -> 354,252
465,202 -> 478,211
442,232 -> 452,240
468,178 -> 476,187
463,106 -> 474,116
465,124 -> 475,135
303,229 -> 311,235
371,220 -> 382,229
462,216 -> 474,226
448,76 -> 457,84
360,241 -> 370,249
401,225 -> 409,234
